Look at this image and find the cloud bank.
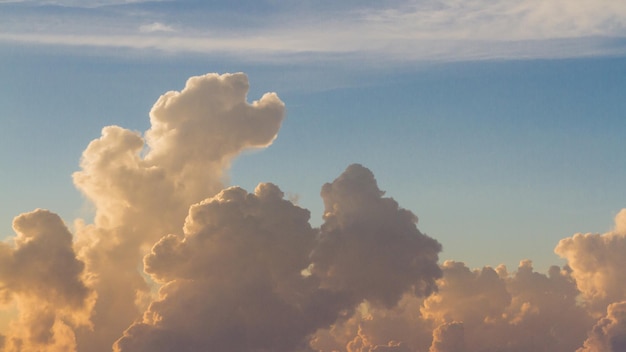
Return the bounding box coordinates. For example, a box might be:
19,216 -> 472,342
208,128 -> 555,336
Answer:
1,0 -> 626,61
1,72 -> 626,351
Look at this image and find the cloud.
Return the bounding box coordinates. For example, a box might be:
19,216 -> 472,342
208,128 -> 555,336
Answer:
429,322 -> 465,352
70,72 -> 285,351
311,164 -> 442,308
0,209 -> 92,351
314,259 -> 595,351
1,1 -> 626,61
4,0 -> 163,7
578,301 -> 626,352
115,164 -> 443,351
138,22 -> 174,33
2,71 -> 626,351
555,209 -> 626,314
116,184 -> 329,351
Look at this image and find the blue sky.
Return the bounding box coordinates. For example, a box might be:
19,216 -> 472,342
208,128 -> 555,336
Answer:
1,0 -> 626,272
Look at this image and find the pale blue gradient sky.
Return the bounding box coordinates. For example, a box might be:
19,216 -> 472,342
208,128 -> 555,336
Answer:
1,0 -> 625,272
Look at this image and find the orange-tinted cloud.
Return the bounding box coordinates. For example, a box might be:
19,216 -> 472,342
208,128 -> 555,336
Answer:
555,209 -> 626,314
115,165 -> 443,351
0,210 -> 92,351
71,72 -> 285,351
1,72 -> 626,352
578,301 -> 626,352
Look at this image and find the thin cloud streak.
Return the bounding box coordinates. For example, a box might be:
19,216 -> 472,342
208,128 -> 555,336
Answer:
1,0 -> 626,62
1,32 -> 625,63
4,0 -> 164,7
138,22 -> 175,33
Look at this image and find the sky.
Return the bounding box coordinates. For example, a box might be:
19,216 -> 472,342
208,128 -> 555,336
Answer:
1,0 -> 626,351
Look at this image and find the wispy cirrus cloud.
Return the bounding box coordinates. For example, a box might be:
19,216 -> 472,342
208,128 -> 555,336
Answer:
3,0 -> 164,7
1,0 -> 626,62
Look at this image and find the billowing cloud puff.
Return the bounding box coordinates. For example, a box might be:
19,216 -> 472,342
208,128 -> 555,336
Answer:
1,210 -> 89,306
312,164 -> 442,308
427,260 -> 592,351
116,164 -> 444,351
429,322 -> 465,352
116,183 -> 336,351
421,261 -> 510,325
74,72 -> 284,233
578,301 -> 626,352
348,331 -> 409,352
499,261 -> 593,351
316,259 -> 593,352
145,73 -> 284,200
555,209 -> 626,313
0,209 -> 92,351
70,72 -> 285,351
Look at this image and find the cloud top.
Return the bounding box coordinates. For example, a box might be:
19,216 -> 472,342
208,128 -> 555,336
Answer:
69,72 -> 286,351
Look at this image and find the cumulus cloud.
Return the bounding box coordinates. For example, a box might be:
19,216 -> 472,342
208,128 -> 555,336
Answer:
429,322 -> 465,352
71,72 -> 285,351
578,301 -> 626,352
313,258 -> 595,351
427,260 -> 593,351
116,184 -> 326,351
0,209 -> 92,351
2,71 -> 626,352
1,72 -> 288,352
555,209 -> 626,314
311,164 -> 442,308
115,164 -> 443,351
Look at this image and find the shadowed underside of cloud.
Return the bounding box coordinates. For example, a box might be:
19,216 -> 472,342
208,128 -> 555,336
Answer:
1,72 -> 626,351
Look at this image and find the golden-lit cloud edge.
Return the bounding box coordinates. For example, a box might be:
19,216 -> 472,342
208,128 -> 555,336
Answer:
0,72 -> 625,352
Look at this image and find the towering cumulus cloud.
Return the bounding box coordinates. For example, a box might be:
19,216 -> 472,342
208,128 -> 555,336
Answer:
2,72 -> 626,351
71,72 -> 285,351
